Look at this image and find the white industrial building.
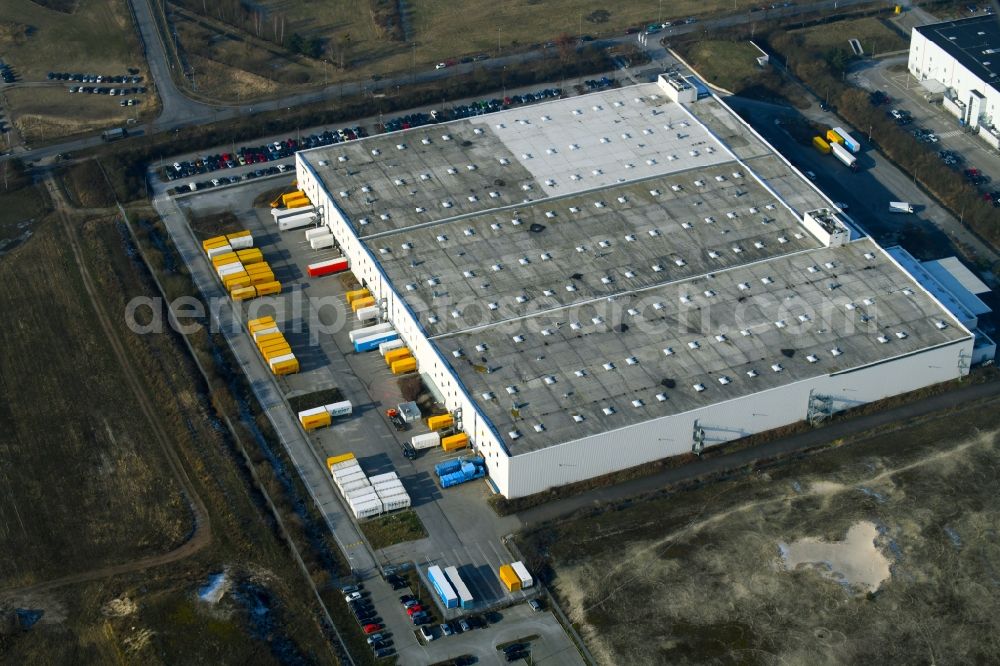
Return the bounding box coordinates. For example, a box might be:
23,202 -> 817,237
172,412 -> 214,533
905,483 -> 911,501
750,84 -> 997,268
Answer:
295,75 -> 982,498
908,14 -> 1000,148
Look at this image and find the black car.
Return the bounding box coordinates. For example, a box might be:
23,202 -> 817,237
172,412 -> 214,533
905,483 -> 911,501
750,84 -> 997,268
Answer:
467,615 -> 486,629
503,643 -> 526,654
505,651 -> 528,662
374,646 -> 395,658
398,594 -> 416,604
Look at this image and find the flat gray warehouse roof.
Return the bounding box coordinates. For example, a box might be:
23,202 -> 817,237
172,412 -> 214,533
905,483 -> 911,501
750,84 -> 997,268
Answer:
299,84 -> 970,454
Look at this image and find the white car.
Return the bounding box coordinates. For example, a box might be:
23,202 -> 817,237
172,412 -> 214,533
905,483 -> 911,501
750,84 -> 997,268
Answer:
435,62 -> 447,70
211,178 -> 221,187
277,164 -> 287,173
344,591 -> 362,602
172,162 -> 182,171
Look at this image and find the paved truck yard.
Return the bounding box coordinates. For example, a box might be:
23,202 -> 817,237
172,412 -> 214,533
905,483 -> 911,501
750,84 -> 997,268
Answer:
159,179 -> 566,664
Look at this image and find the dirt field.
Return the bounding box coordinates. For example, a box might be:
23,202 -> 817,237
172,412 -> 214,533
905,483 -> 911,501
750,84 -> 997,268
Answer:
522,398 -> 1000,665
0,0 -> 157,142
0,196 -> 338,662
782,15 -> 908,58
0,216 -> 189,588
166,0 -> 775,100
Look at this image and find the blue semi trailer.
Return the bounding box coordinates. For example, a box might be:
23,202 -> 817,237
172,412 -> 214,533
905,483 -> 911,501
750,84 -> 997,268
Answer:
353,331 -> 398,353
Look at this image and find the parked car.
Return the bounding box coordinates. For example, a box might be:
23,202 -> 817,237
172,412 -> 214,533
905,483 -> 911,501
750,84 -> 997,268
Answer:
340,584 -> 361,594
419,625 -> 436,641
440,623 -> 453,636
402,599 -> 420,609
363,623 -> 383,634
458,619 -> 471,632
345,592 -> 363,602
528,599 -> 544,612
406,605 -> 424,616
366,633 -> 385,645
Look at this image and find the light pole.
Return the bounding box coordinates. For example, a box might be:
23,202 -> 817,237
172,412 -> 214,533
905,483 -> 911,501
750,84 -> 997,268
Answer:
497,26 -> 502,57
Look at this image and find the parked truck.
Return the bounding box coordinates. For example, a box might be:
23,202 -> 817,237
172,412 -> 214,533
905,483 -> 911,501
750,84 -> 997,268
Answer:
812,136 -> 831,154
349,322 -> 392,343
102,127 -> 127,142
444,566 -> 475,609
278,212 -> 318,231
830,142 -> 858,171
353,330 -> 398,353
307,257 -> 349,278
411,432 -> 441,451
427,565 -> 459,609
272,205 -> 315,220
832,126 -> 860,153
889,201 -> 914,213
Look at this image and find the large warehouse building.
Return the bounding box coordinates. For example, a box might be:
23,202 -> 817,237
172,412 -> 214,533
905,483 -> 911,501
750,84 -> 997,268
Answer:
908,14 -> 1000,148
295,75 -> 977,498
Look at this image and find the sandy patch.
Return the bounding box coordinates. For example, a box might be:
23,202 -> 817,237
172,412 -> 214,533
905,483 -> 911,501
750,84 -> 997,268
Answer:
779,521 -> 890,593
810,480 -> 848,495
102,596 -> 138,617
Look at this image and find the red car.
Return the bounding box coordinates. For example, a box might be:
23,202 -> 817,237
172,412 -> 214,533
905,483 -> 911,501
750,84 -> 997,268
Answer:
406,605 -> 423,616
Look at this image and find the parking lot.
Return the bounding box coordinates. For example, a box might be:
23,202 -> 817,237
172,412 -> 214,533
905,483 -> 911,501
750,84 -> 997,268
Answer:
168,176 -> 571,662
853,58 -> 1000,208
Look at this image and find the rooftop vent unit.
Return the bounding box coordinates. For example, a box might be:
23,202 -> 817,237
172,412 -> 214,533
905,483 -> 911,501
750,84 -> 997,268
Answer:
602,406 -> 616,416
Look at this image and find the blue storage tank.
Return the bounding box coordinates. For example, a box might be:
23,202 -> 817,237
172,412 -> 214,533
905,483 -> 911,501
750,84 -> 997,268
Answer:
435,459 -> 463,477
